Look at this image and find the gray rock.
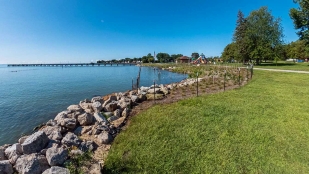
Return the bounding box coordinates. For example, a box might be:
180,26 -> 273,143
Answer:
79,141 -> 95,152
4,143 -> 22,164
147,88 -> 162,94
41,126 -> 63,141
98,132 -> 113,144
108,116 -> 119,122
46,119 -> 57,126
46,147 -> 68,166
129,90 -> 137,97
15,153 -> 49,174
18,135 -> 29,144
138,93 -> 147,102
92,128 -> 101,135
77,113 -> 93,126
92,101 -> 102,112
104,102 -> 118,112
67,105 -> 82,112
61,132 -> 81,147
93,112 -> 107,123
91,96 -> 103,103
113,109 -> 122,117
42,166 -> 70,174
81,126 -> 92,134
131,95 -> 139,103
96,125 -> 109,131
79,101 -> 93,110
102,96 -> 117,107
122,108 -> 129,117
140,86 -> 150,92
0,146 -> 7,161
54,111 -> 69,122
59,118 -> 77,129
73,126 -> 83,136
103,112 -> 113,117
0,160 -> 13,174
70,149 -> 83,156
22,131 -> 49,154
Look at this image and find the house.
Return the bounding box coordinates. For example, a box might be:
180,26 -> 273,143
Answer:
177,56 -> 190,63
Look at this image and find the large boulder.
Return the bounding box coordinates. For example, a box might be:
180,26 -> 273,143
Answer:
92,101 -> 102,112
93,112 -> 107,123
122,108 -> 130,117
0,146 -> 7,161
97,132 -> 113,144
147,88 -> 162,94
4,143 -> 22,164
113,109 -> 122,118
41,126 -> 63,141
42,166 -> 70,174
77,113 -> 93,126
15,153 -> 49,174
46,147 -> 68,166
61,132 -> 81,147
54,111 -> 69,121
59,118 -> 77,129
102,96 -> 117,107
131,95 -> 139,103
67,105 -> 83,112
108,116 -> 119,122
0,160 -> 13,174
140,86 -> 150,92
91,96 -> 103,103
104,102 -> 118,112
18,135 -> 29,144
79,101 -> 93,110
22,131 -> 49,154
79,141 -> 95,152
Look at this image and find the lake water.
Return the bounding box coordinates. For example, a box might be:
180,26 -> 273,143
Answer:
0,64 -> 187,145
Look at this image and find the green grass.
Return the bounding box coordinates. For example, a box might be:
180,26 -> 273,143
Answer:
254,61 -> 309,71
104,71 -> 309,173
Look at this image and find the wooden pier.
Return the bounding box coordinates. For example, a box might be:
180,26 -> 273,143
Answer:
7,63 -> 137,67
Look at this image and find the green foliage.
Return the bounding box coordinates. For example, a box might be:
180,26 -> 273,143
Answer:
104,71 -> 309,173
65,150 -> 92,174
290,0 -> 309,43
221,42 -> 238,62
156,53 -> 170,63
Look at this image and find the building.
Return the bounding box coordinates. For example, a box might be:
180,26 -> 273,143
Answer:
177,56 -> 190,63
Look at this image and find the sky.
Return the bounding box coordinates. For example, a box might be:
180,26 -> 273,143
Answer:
0,0 -> 300,64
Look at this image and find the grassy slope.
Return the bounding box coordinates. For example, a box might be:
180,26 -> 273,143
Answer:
104,71 -> 309,173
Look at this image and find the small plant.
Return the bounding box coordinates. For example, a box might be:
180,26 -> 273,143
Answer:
65,150 -> 92,174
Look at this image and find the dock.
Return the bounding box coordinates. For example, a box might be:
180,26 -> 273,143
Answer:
7,63 -> 137,67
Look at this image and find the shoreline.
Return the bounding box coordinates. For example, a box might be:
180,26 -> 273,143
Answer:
0,65 -> 251,173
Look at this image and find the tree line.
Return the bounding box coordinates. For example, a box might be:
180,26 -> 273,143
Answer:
221,0 -> 309,64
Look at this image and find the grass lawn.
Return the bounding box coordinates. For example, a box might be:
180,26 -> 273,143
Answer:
104,70 -> 309,173
253,61 -> 309,71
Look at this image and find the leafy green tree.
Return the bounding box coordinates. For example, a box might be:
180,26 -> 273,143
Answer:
290,0 -> 309,44
233,10 -> 249,64
245,6 -> 284,64
170,54 -> 183,62
156,53 -> 170,63
221,42 -> 238,62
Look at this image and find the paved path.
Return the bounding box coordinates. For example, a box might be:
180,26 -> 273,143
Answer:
254,68 -> 309,74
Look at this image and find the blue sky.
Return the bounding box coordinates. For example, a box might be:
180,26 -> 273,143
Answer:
0,0 -> 299,64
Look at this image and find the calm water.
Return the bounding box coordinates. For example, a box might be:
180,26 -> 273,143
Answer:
0,64 -> 187,145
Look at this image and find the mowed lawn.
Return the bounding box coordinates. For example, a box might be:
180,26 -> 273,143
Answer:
104,70 -> 309,173
254,61 -> 309,71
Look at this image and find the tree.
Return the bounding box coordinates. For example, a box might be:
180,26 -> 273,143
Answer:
156,53 -> 170,63
170,54 -> 183,62
191,53 -> 199,59
245,6 -> 284,64
233,10 -> 248,64
290,0 -> 309,44
221,42 -> 238,62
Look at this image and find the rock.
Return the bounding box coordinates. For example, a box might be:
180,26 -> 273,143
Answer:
0,146 -> 7,161
59,118 -> 77,129
41,126 -> 63,141
18,136 -> 29,145
96,125 -> 109,131
146,93 -> 165,100
150,84 -> 159,88
46,119 -> 57,126
91,96 -> 103,103
131,95 -> 139,103
93,112 -> 107,123
104,102 -> 118,112
77,113 -> 93,126
97,132 -> 113,144
160,87 -> 169,95
103,112 -> 113,117
15,153 -> 49,174
46,147 -> 68,166
54,111 -> 69,122
92,101 -> 102,112
79,101 -> 93,110
102,96 -> 117,107
81,126 -> 92,134
92,128 -> 101,135
122,108 -> 129,117
79,141 -> 95,152
147,88 -> 162,94
70,149 -> 83,156
22,131 -> 49,155
0,160 -> 13,174
61,132 -> 81,147
67,105 -> 82,112
89,163 -> 102,174
113,109 -> 122,117
73,126 -> 83,136
129,90 -> 137,97
138,94 -> 147,102
42,166 -> 70,174
108,116 -> 119,122
4,143 -> 22,164
140,86 -> 149,92
111,116 -> 126,128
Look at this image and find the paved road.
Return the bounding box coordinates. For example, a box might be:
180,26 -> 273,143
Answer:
254,68 -> 309,74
